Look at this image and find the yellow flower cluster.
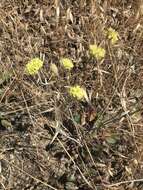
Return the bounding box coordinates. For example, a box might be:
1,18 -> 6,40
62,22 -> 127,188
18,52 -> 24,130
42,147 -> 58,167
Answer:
107,27 -> 119,44
89,44 -> 106,60
50,63 -> 59,76
60,58 -> 74,70
69,85 -> 87,100
25,58 -> 43,75
24,27 -> 119,101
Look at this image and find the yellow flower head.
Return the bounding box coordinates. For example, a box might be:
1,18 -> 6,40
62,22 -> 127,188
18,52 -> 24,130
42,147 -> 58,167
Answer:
50,63 -> 59,76
89,45 -> 106,60
107,27 -> 119,44
69,85 -> 87,100
60,58 -> 74,70
25,58 -> 43,75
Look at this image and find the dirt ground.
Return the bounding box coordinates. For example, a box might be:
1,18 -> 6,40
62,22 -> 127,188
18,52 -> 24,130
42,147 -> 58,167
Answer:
0,0 -> 143,190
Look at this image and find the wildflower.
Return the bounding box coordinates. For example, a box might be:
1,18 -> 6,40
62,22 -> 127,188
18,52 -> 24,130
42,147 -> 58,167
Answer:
69,85 -> 88,101
25,58 -> 43,75
107,27 -> 119,44
60,58 -> 74,70
50,63 -> 59,76
89,45 -> 106,60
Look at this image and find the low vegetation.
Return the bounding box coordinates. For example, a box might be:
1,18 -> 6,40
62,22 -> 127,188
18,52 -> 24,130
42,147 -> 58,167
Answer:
0,0 -> 143,189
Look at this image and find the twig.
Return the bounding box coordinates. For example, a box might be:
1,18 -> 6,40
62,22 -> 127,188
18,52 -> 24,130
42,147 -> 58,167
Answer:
106,178 -> 143,187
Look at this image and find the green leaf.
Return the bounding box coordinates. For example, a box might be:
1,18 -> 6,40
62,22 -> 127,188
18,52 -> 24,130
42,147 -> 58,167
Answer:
74,114 -> 81,124
1,119 -> 12,129
0,70 -> 12,85
106,135 -> 119,144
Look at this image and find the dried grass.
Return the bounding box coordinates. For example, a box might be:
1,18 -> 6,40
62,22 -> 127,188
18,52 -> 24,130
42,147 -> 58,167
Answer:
0,0 -> 143,189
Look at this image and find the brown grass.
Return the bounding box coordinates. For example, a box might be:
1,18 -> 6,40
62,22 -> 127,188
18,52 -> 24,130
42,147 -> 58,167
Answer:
0,0 -> 143,189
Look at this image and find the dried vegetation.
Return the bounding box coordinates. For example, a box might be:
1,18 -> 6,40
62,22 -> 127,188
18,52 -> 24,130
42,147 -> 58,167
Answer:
0,0 -> 143,189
